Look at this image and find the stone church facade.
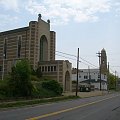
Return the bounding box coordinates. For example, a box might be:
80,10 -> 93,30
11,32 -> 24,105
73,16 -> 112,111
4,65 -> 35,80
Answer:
0,14 -> 72,91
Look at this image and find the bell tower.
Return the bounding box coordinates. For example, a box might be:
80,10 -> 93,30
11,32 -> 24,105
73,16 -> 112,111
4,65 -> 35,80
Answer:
100,48 -> 107,74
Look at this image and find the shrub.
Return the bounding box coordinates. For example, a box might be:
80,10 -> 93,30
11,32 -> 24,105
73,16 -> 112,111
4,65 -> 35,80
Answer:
31,75 -> 40,81
42,80 -> 63,95
31,82 -> 57,98
0,79 -> 10,99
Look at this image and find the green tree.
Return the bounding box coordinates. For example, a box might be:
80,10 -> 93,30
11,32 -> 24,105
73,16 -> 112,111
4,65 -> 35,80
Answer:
8,59 -> 33,97
108,73 -> 116,90
31,66 -> 42,80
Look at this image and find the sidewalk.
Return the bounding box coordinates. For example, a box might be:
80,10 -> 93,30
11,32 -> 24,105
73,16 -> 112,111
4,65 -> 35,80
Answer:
63,90 -> 108,98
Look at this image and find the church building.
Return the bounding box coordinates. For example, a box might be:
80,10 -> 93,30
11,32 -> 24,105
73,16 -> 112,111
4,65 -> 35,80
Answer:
0,14 -> 72,91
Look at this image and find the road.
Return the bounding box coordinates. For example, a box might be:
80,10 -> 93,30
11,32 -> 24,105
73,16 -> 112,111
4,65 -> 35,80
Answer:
0,93 -> 120,120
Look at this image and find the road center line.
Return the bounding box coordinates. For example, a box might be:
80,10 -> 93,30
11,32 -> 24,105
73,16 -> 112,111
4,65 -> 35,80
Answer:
26,95 -> 120,120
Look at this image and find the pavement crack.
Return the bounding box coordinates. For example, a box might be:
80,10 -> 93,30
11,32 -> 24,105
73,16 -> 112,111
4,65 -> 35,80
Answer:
112,106 -> 120,111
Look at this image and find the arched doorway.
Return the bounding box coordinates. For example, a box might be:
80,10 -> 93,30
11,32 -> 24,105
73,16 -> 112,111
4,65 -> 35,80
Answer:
40,35 -> 48,61
65,71 -> 70,91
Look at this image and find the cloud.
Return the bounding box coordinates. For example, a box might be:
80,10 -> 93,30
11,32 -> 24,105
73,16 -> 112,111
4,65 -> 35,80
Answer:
114,2 -> 120,17
116,8 -> 120,17
25,0 -> 112,25
0,0 -> 19,11
0,14 -> 19,31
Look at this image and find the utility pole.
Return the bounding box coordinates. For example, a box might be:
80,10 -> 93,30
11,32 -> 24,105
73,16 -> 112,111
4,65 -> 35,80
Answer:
88,66 -> 91,85
107,62 -> 109,92
88,66 -> 91,91
76,48 -> 79,96
115,71 -> 117,91
96,51 -> 102,91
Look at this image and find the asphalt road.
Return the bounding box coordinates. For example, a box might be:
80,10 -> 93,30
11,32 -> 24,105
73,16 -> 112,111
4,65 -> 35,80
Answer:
0,93 -> 120,120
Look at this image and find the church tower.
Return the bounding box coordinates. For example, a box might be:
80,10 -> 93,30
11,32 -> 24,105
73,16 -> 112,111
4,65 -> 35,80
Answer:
100,48 -> 107,74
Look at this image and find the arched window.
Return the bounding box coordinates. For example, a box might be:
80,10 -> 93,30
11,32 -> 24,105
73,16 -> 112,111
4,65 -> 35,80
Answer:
40,35 -> 48,61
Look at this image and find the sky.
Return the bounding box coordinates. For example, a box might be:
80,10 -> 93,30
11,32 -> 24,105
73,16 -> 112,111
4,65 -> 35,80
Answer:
0,0 -> 120,76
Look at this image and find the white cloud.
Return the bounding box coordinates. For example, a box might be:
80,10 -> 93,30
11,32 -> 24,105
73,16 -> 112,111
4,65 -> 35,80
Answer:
0,14 -> 19,31
25,0 -> 112,25
0,0 -> 19,11
74,11 -> 99,23
114,2 -> 120,17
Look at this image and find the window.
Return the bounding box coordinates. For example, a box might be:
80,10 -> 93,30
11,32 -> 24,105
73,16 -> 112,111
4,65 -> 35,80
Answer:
79,75 -> 81,78
104,74 -> 106,79
42,66 -> 44,72
45,66 -> 47,72
3,38 -> 7,59
51,66 -> 53,72
84,75 -> 88,79
98,74 -> 100,78
17,36 -> 22,58
48,66 -> 50,71
40,35 -> 48,61
54,66 -> 56,71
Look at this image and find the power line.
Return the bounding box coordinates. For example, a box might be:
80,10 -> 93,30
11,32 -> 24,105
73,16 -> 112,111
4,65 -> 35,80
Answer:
80,61 -> 97,69
56,53 -> 97,68
56,54 -> 81,63
56,54 -> 76,61
56,50 -> 98,68
110,66 -> 120,67
56,51 -> 76,57
80,57 -> 98,68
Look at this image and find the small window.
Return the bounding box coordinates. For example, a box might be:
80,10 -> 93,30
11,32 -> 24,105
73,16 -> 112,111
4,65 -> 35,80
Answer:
45,66 -> 47,72
84,75 -> 88,79
98,74 -> 100,78
51,66 -> 53,72
104,74 -> 106,79
54,66 -> 56,71
42,66 -> 44,72
48,66 -> 50,71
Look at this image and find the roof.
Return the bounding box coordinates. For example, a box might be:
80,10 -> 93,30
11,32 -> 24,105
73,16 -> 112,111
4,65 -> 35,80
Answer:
101,48 -> 106,53
80,79 -> 107,83
0,27 -> 29,36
